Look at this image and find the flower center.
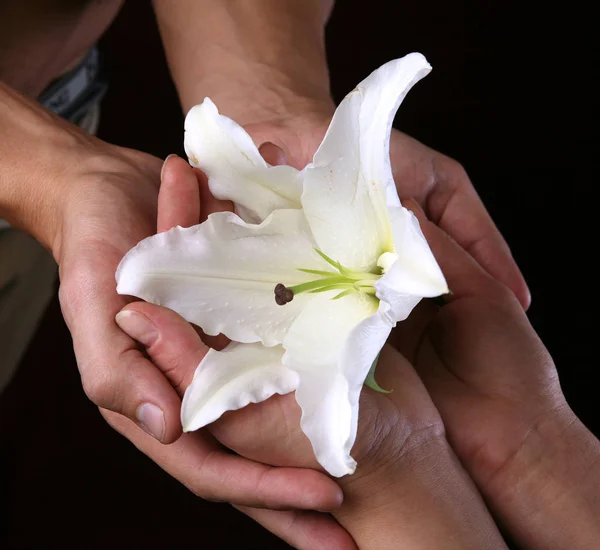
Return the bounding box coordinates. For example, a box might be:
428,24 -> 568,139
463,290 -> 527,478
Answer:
274,249 -> 384,305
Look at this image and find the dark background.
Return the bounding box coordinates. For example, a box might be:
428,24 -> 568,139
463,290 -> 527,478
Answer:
1,0 -> 597,548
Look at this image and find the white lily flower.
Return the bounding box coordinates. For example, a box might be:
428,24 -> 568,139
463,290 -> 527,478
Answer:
116,52 -> 448,477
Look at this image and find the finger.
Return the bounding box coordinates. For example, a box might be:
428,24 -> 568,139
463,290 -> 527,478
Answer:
404,199 -> 513,304
389,132 -> 530,308
59,246 -> 184,445
114,302 -> 346,512
103,409 -> 344,512
115,301 -> 208,396
258,141 -> 288,166
427,164 -> 531,309
195,167 -> 234,222
236,506 -> 358,550
157,154 -> 200,232
403,200 -> 538,391
387,199 -> 452,359
116,304 -> 309,470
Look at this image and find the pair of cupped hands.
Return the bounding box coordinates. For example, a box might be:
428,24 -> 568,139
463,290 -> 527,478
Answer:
55,105 -> 569,548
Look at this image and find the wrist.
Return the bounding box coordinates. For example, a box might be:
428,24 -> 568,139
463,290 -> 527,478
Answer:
335,429 -> 507,549
154,0 -> 335,122
481,404 -> 600,549
0,83 -> 93,253
185,69 -> 335,128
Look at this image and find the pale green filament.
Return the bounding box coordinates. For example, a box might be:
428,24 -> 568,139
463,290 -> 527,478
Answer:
290,249 -> 383,300
283,250 -> 390,392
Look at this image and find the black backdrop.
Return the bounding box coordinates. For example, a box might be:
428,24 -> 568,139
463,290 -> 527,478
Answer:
1,1 -> 597,548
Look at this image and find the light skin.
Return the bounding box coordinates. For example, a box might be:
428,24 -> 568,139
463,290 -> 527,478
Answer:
153,0 -> 530,308
111,156 -> 508,549
1,0 -> 535,545
0,82 -> 345,518
393,216 -> 600,550
113,157 -> 600,548
0,0 -> 125,97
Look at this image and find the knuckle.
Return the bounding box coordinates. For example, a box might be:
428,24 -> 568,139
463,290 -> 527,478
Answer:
443,156 -> 469,181
152,347 -> 188,394
251,467 -> 273,505
187,481 -> 222,503
432,154 -> 472,190
81,368 -> 119,410
80,348 -> 140,412
485,282 -> 521,310
183,451 -> 226,502
57,278 -> 81,322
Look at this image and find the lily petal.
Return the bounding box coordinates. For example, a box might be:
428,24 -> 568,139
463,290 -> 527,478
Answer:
116,209 -> 331,346
377,293 -> 423,326
184,98 -> 302,223
182,342 -> 298,432
282,292 -> 391,477
376,206 -> 448,322
302,53 -> 432,272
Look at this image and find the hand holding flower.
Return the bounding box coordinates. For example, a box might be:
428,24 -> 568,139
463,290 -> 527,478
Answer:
117,53 -> 449,477
392,204 -> 600,550
112,154 -> 508,547
113,52 -> 574,549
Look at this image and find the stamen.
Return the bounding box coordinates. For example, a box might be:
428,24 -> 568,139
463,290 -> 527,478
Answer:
288,276 -> 348,294
280,248 -> 387,304
274,283 -> 286,296
284,288 -> 294,302
274,284 -> 294,306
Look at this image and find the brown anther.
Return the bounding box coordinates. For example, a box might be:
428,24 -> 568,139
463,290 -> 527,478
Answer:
274,283 -> 286,297
274,283 -> 294,305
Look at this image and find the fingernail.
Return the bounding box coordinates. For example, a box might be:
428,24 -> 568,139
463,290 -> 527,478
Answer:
115,310 -> 158,347
136,402 -> 165,442
161,153 -> 180,181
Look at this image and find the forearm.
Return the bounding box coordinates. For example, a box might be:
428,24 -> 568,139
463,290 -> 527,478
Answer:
482,407 -> 600,549
0,83 -> 71,249
0,82 -> 108,255
153,0 -> 335,123
336,434 -> 508,549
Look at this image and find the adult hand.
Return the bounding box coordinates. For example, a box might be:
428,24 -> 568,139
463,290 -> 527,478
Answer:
106,155 -> 353,549
114,298 -> 507,549
52,146 -> 343,515
113,158 -> 507,550
86,102 -> 529,545
390,201 -> 600,550
242,109 -> 530,311
154,0 -> 529,307
0,83 -> 343,517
